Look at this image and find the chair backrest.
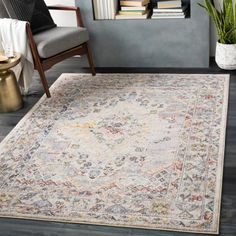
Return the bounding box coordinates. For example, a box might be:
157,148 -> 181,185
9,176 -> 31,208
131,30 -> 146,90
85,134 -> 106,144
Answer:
0,0 -> 9,18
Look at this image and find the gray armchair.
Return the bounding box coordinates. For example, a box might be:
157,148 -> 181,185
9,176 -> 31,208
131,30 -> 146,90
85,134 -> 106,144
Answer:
0,0 -> 96,98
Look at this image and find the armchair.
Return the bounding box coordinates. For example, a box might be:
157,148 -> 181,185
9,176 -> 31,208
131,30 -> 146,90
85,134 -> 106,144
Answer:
1,1 -> 96,98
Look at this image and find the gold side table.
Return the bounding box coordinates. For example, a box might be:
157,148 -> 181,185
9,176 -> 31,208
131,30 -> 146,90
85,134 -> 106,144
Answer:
0,53 -> 23,113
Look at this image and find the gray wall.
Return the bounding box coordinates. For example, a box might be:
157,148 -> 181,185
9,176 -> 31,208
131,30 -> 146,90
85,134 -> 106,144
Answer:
76,0 -> 210,68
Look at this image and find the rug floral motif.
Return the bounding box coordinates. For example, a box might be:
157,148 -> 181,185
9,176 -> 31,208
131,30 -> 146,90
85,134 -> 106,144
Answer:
0,74 -> 229,234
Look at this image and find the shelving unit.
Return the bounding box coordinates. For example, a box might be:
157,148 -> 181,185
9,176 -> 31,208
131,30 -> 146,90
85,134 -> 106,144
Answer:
75,0 -> 209,68
92,0 -> 191,21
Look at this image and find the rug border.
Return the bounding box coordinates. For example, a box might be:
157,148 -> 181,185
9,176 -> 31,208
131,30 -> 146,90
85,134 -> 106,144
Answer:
0,73 -> 230,235
214,73 -> 230,235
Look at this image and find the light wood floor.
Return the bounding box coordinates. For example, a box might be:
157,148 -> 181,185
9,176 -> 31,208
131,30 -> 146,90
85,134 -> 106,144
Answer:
0,58 -> 235,236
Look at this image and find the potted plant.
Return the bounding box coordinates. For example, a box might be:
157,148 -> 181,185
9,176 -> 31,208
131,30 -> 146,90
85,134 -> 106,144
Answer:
199,0 -> 236,70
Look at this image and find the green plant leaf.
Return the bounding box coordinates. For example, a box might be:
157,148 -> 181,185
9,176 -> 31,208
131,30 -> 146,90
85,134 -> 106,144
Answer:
199,0 -> 236,44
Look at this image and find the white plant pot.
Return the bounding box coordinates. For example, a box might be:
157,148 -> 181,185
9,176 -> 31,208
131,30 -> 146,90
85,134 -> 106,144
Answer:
215,42 -> 236,70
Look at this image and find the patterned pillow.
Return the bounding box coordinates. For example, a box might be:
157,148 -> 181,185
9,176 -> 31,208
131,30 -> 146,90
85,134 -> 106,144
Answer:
3,0 -> 57,34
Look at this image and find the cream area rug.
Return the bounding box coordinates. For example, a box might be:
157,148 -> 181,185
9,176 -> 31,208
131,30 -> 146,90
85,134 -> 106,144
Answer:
0,74 -> 229,234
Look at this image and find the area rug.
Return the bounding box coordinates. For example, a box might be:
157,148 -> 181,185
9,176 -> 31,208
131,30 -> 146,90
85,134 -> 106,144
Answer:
0,74 -> 229,234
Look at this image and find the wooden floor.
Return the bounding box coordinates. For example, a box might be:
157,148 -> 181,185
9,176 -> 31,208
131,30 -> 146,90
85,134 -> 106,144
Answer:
0,58 -> 236,236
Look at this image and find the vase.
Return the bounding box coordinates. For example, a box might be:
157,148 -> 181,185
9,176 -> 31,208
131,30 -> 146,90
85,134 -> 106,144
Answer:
215,42 -> 236,70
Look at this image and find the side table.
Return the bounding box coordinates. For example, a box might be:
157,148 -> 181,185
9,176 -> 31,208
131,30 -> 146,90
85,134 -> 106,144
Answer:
0,53 -> 23,113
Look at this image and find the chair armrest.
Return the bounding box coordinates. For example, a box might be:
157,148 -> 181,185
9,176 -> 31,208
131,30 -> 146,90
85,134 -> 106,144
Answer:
47,5 -> 84,27
47,5 -> 78,11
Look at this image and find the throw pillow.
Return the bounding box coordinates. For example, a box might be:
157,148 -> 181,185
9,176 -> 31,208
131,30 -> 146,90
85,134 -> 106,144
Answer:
0,0 -> 9,18
3,0 -> 57,34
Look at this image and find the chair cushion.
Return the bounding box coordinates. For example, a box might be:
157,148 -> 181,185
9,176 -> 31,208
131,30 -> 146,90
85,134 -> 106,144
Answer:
0,0 -> 9,18
33,27 -> 89,58
2,0 -> 56,34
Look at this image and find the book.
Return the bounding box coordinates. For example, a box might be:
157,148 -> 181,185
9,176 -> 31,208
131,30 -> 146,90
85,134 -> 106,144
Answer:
93,0 -> 99,19
121,6 -> 147,10
119,10 -> 147,15
100,0 -> 104,19
152,15 -> 185,19
111,0 -> 119,19
115,12 -> 148,19
120,0 -> 150,7
104,0 -> 108,19
157,0 -> 182,9
152,12 -> 185,16
153,4 -> 188,13
107,0 -> 111,19
96,0 -> 101,19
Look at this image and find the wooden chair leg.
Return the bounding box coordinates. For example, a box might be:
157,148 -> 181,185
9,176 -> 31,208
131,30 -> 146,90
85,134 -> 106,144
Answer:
37,65 -> 51,98
26,23 -> 51,98
85,43 -> 96,76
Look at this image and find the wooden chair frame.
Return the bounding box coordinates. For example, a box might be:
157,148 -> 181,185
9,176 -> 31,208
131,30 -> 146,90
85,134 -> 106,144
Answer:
26,5 -> 96,98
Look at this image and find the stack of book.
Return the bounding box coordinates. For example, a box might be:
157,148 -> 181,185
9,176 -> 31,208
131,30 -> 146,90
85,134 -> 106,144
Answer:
152,1 -> 188,19
116,0 -> 150,19
93,0 -> 118,20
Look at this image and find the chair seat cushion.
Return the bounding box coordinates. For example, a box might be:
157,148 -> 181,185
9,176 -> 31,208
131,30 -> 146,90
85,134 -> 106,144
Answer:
33,27 -> 89,58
